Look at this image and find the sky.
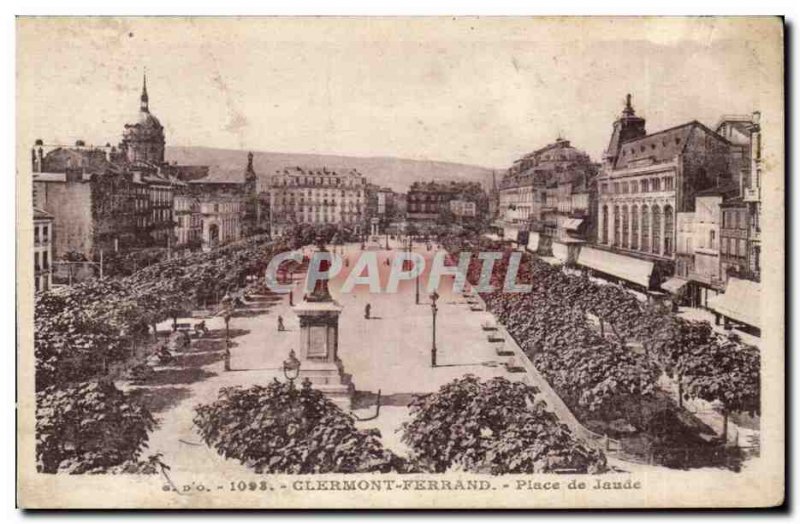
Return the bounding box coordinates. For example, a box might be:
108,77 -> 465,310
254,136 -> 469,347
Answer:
17,17 -> 782,170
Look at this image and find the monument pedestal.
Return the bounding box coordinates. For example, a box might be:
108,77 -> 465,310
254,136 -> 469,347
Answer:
292,299 -> 354,410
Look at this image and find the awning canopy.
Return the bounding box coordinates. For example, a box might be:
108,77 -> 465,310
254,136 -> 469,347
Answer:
577,247 -> 654,288
661,276 -> 689,294
527,232 -> 540,252
707,278 -> 761,328
564,218 -> 584,231
552,241 -> 569,262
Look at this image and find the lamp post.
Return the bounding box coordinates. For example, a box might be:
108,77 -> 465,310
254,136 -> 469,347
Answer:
416,269 -> 420,305
430,290 -> 439,367
282,349 -> 301,388
223,311 -> 232,371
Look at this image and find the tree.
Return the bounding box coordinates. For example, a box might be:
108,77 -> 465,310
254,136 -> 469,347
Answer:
36,380 -> 156,473
682,341 -> 760,442
401,375 -> 607,474
194,380 -> 409,474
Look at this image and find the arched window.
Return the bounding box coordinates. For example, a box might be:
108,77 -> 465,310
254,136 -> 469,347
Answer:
664,205 -> 674,256
601,205 -> 609,244
613,206 -> 620,247
631,205 -> 639,250
622,205 -> 629,248
651,205 -> 662,255
641,206 -> 650,253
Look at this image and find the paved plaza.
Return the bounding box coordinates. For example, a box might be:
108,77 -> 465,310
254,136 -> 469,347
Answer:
141,239 -> 516,477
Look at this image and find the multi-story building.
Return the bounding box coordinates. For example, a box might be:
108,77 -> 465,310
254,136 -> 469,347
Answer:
715,113 -> 762,282
196,192 -> 242,250
449,199 -> 477,218
143,172 -> 174,247
406,180 -> 486,226
173,183 -> 202,250
268,167 -> 367,236
674,184 -> 738,307
497,138 -> 597,262
32,75 -> 256,277
588,94 -> 738,290
33,208 -> 54,292
33,168 -> 152,259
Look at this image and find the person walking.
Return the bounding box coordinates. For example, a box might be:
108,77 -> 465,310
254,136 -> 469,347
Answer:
277,315 -> 285,332
364,303 -> 371,320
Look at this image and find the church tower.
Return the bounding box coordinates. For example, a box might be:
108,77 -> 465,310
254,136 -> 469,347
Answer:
603,94 -> 646,169
121,73 -> 166,165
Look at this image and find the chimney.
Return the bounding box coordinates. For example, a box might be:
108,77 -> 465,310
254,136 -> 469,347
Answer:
33,139 -> 44,173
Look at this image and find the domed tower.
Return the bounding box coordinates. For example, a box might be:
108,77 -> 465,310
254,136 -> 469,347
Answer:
603,93 -> 646,170
121,73 -> 165,164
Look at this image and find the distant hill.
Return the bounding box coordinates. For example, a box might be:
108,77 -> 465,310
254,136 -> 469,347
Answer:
165,146 -> 497,193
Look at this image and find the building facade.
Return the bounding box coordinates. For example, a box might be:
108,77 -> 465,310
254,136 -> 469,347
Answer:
497,138 -> 597,262
716,113 -> 762,282
268,167 -> 367,235
594,95 -> 738,287
406,180 -> 486,226
33,208 -> 54,292
32,75 -> 254,275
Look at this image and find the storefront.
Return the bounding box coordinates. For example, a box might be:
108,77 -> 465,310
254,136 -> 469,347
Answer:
576,246 -> 655,290
707,277 -> 761,335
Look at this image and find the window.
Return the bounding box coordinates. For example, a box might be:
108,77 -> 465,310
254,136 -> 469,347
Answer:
641,179 -> 649,192
613,206 -> 620,247
34,226 -> 39,244
34,252 -> 40,271
664,206 -> 674,256
641,206 -> 650,252
43,252 -> 49,270
651,178 -> 661,191
631,181 -> 638,193
622,182 -> 629,194
710,230 -> 716,249
738,239 -> 747,257
622,205 -> 629,248
631,205 -> 639,250
651,206 -> 661,255
613,182 -> 620,194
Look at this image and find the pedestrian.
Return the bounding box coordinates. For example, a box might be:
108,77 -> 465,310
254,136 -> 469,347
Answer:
289,290 -> 293,306
364,303 -> 371,320
278,315 -> 285,332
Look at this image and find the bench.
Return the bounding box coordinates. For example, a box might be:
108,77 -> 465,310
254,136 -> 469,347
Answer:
487,333 -> 504,343
495,345 -> 514,357
504,358 -> 526,373
469,305 -> 483,312
481,322 -> 498,331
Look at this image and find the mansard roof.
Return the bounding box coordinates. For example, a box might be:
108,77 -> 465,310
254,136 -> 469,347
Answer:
612,120 -> 731,170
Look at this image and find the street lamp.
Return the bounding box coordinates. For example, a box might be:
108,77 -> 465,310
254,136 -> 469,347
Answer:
283,349 -> 301,387
430,290 -> 439,367
223,311 -> 232,371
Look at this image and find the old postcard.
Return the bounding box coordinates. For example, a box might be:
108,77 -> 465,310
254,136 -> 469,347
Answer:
16,16 -> 784,509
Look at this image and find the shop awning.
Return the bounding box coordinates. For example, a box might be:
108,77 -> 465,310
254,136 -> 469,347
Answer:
577,247 -> 654,288
661,277 -> 689,294
564,218 -> 584,231
527,232 -> 540,252
707,278 -> 761,328
552,241 -> 569,262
